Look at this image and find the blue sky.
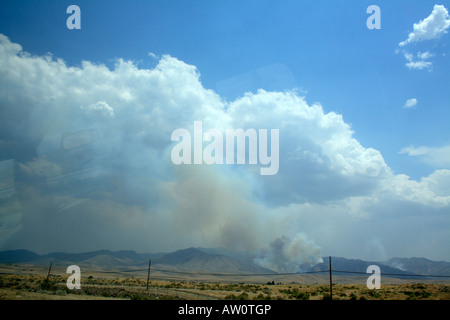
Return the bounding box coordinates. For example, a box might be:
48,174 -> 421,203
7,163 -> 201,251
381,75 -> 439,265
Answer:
0,1 -> 449,262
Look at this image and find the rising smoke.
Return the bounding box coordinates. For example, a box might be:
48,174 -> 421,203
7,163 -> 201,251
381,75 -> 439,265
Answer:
1,34 -> 449,262
253,233 -> 323,273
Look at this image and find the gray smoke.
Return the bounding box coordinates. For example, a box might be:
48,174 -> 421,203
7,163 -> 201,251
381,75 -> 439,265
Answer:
0,33 -> 322,255
2,34 -> 449,261
254,233 -> 323,273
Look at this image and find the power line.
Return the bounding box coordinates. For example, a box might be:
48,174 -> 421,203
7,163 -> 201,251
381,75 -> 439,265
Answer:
149,268 -> 328,277
333,269 -> 450,278
1,264 -> 450,279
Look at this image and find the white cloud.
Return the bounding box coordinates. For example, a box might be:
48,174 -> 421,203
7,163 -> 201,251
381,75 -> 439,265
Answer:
417,51 -> 434,60
406,60 -> 433,70
82,101 -> 115,118
399,145 -> 428,156
403,98 -> 418,109
148,52 -> 159,59
399,4 -> 450,47
399,145 -> 450,167
0,34 -> 449,260
397,5 -> 450,71
402,50 -> 433,70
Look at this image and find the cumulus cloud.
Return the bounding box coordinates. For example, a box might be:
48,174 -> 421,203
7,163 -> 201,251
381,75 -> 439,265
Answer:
399,4 -> 450,47
82,101 -> 115,118
0,34 -> 449,261
397,5 -> 449,71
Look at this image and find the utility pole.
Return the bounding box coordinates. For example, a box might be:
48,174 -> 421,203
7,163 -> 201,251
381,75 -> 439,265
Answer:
46,261 -> 53,282
329,256 -> 332,300
146,259 -> 152,290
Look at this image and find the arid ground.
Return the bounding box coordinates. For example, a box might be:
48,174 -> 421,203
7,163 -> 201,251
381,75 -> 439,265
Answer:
1,263 -> 449,300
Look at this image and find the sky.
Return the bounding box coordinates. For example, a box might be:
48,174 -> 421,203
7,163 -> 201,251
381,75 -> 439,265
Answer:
0,1 -> 449,269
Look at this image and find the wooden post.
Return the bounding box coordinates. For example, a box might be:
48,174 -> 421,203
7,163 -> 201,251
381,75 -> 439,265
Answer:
46,261 -> 53,282
329,256 -> 332,300
146,259 -> 152,290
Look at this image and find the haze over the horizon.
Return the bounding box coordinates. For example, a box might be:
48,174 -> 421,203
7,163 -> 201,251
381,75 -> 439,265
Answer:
0,1 -> 449,268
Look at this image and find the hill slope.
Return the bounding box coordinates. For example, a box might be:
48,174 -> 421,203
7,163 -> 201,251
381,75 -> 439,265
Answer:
384,257 -> 450,276
1,249 -> 449,278
152,247 -> 274,274
0,247 -> 272,274
308,257 -> 415,276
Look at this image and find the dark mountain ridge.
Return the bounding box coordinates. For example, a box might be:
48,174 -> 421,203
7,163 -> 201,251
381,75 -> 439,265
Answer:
1,248 -> 449,277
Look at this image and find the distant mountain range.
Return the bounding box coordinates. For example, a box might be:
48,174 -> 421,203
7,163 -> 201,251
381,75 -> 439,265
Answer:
0,248 -> 272,274
310,256 -> 450,277
1,248 -> 449,278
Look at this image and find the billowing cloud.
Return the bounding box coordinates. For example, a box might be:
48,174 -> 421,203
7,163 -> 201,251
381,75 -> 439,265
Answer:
397,5 -> 449,71
0,34 -> 449,261
82,101 -> 115,118
399,4 -> 450,47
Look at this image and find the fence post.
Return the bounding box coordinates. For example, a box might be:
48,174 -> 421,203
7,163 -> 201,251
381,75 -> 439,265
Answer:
146,259 -> 152,290
329,256 -> 332,300
46,261 -> 53,282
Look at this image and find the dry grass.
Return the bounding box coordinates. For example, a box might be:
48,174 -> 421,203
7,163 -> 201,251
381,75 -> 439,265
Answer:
1,269 -> 449,300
